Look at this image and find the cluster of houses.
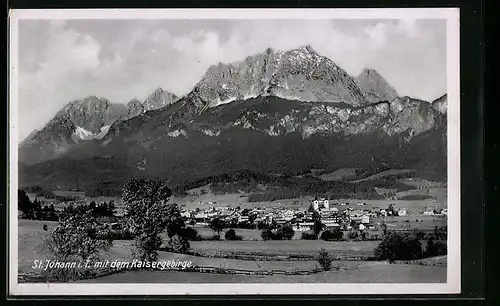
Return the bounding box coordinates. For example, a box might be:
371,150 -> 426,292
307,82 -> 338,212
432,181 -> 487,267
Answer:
179,199 -> 386,232
176,197 -> 449,233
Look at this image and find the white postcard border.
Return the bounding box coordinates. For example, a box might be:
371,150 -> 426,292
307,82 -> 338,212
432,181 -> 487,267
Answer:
8,8 -> 461,296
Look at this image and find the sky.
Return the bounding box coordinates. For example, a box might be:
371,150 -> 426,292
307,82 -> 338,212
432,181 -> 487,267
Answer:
16,18 -> 447,140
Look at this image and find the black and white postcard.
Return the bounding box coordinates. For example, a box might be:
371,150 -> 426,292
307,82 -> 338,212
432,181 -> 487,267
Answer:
8,8 -> 461,295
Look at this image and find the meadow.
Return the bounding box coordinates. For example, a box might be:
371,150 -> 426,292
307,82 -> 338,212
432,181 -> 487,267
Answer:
81,261 -> 447,283
17,219 -> 447,283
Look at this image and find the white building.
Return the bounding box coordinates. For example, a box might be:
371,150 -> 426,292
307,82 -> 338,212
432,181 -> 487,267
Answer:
323,221 -> 340,229
361,215 -> 370,224
323,200 -> 330,210
313,200 -> 319,210
359,224 -> 366,231
398,209 -> 407,216
297,222 -> 314,231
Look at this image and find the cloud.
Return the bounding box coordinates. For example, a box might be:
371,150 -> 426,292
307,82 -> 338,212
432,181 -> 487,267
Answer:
17,19 -> 446,140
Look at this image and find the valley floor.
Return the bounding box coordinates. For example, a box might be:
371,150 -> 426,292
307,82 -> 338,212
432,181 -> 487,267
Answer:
18,220 -> 447,284
80,261 -> 446,283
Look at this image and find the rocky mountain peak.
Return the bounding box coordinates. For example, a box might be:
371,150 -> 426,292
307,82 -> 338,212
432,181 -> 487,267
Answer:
143,88 -> 179,111
431,94 -> 447,114
191,45 -> 368,108
124,98 -> 145,119
356,68 -> 399,102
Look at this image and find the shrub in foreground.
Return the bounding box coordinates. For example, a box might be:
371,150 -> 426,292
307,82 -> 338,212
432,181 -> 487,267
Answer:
168,234 -> 190,254
316,248 -> 333,271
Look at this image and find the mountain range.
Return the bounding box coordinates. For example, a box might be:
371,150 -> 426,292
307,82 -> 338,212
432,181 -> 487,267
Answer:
18,45 -> 448,196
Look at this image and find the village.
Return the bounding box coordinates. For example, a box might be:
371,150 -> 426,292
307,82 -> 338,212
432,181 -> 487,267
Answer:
176,198 -> 448,234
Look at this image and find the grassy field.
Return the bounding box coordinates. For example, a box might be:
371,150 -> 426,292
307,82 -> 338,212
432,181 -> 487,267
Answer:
81,261 -> 447,283
372,215 -> 447,231
189,240 -> 379,258
316,168 -> 357,181
18,220 -> 447,283
352,169 -> 415,183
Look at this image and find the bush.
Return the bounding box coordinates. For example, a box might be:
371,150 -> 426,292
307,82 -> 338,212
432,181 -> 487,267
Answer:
209,217 -> 226,235
413,230 -> 426,240
316,248 -> 333,271
205,234 -> 221,241
301,232 -> 318,240
374,232 -> 423,262
183,227 -> 202,241
168,234 -> 190,254
224,229 -> 243,241
43,224 -> 48,231
348,230 -> 359,240
320,228 -> 344,241
257,222 -> 269,230
425,238 -> 447,257
106,230 -> 135,240
261,229 -> 273,241
277,224 -> 295,240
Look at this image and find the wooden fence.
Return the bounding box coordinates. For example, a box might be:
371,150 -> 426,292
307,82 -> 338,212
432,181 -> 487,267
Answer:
18,264 -> 327,282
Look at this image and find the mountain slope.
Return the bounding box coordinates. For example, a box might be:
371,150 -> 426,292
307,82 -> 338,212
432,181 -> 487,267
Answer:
356,68 -> 399,102
19,95 -> 447,195
19,88 -> 180,165
18,96 -> 128,164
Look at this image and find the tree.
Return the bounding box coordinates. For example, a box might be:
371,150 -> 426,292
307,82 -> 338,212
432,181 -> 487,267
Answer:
316,248 -> 333,271
374,232 -> 423,262
387,204 -> 396,216
18,189 -> 33,218
301,232 -> 318,240
380,222 -> 388,236
311,211 -> 324,236
39,203 -> 112,281
122,177 -> 185,260
209,217 -> 225,235
248,214 -> 257,225
241,208 -> 250,216
307,203 -> 315,213
168,234 -> 190,253
277,223 -> 295,240
224,228 -> 242,240
320,228 -> 344,241
261,228 -> 273,241
425,237 -> 447,257
182,227 -> 201,241
108,200 -> 116,216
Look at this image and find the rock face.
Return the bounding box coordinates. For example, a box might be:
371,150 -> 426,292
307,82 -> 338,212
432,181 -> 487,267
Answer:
191,45 -> 368,107
143,88 -> 179,111
19,88 -> 180,164
19,96 -> 128,164
356,68 -> 399,102
431,94 -> 447,114
123,98 -> 145,119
